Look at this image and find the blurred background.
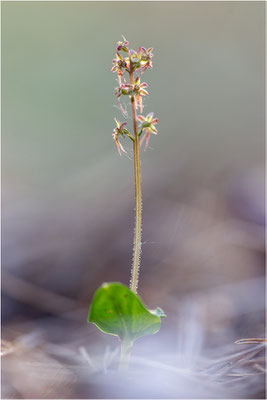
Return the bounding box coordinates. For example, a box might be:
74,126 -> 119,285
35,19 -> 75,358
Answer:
2,1 -> 265,399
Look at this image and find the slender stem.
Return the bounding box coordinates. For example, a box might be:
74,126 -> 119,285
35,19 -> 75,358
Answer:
118,70 -> 142,370
119,339 -> 133,370
129,70 -> 142,295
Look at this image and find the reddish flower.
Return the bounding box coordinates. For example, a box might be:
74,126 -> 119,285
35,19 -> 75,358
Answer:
115,77 -> 148,113
134,77 -> 148,112
136,47 -> 153,74
111,52 -> 130,85
137,112 -> 158,150
112,118 -> 129,155
117,35 -> 129,52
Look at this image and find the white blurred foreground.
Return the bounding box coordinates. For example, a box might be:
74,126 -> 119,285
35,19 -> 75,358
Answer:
2,277 -> 265,399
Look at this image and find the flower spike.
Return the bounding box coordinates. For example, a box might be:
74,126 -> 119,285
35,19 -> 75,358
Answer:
112,38 -> 158,152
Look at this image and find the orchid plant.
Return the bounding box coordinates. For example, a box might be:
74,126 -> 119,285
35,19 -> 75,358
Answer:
88,37 -> 165,369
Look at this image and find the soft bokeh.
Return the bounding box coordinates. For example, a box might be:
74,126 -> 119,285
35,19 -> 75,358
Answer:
2,2 -> 265,399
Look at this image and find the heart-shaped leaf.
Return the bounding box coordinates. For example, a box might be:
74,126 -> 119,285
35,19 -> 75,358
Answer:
88,282 -> 165,343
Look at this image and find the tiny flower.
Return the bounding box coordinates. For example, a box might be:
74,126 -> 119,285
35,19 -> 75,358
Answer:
117,35 -> 129,52
128,49 -> 142,71
137,112 -> 158,150
137,47 -> 153,74
112,118 -> 129,155
115,83 -> 133,114
115,80 -> 149,114
116,84 -> 133,97
134,78 -> 148,112
111,52 -> 129,84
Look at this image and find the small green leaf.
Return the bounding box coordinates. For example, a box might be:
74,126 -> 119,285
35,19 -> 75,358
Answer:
88,282 -> 165,343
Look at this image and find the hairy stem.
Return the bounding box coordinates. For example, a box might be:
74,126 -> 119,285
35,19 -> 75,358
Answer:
129,70 -> 142,295
119,70 -> 142,369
